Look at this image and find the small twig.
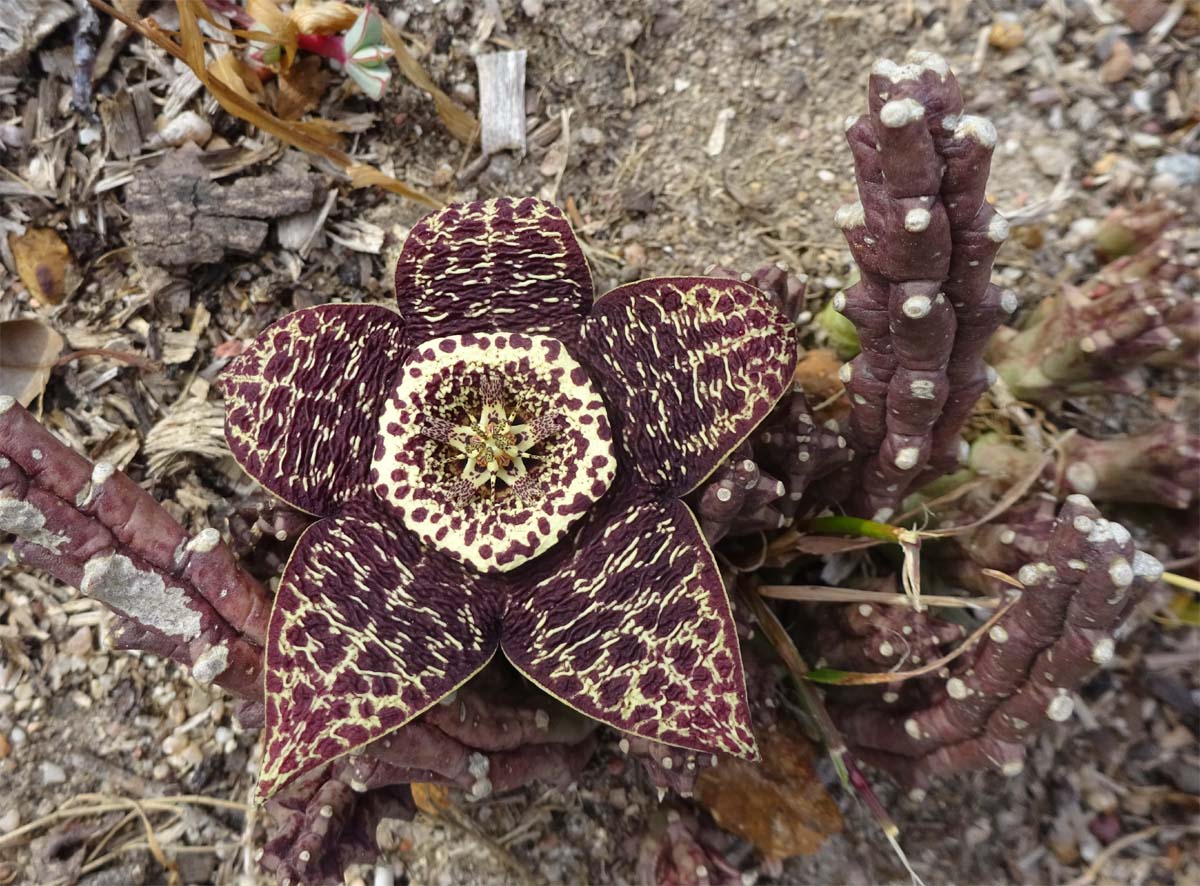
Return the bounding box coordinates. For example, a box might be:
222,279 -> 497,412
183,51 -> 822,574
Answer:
1064,825 -> 1199,886
805,591 -> 1022,685
757,585 -> 1001,610
72,0 -> 102,120
54,348 -> 163,371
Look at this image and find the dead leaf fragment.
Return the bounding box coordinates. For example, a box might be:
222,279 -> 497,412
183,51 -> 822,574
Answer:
9,228 -> 80,306
410,782 -> 452,816
694,722 -> 842,861
0,318 -> 65,406
793,348 -> 847,407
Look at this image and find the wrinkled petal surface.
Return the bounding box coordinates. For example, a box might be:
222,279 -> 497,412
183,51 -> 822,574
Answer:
224,304 -> 407,515
502,488 -> 758,760
581,277 -> 796,496
259,498 -> 502,800
373,332 -> 616,573
394,197 -> 593,346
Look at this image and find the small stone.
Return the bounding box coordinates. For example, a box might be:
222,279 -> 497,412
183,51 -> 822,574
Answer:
1153,153 -> 1200,187
988,14 -> 1025,50
635,123 -> 655,139
618,18 -> 642,45
520,0 -> 543,18
577,126 -> 604,146
0,734 -> 8,759
431,163 -> 454,188
623,242 -> 647,269
1030,143 -> 1072,178
10,727 -> 27,747
40,761 -> 66,785
64,625 -> 93,656
0,809 -> 19,833
1099,39 -> 1133,83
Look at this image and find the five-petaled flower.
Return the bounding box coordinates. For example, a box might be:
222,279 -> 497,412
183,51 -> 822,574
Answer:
222,197 -> 797,800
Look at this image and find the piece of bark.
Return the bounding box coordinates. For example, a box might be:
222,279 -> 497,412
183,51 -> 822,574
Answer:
124,146 -> 319,266
476,50 -> 527,155
0,0 -> 74,74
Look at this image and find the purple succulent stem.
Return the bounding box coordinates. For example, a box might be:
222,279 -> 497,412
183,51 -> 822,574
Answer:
831,494 -> 1162,786
989,237 -> 1194,406
832,52 -> 1016,519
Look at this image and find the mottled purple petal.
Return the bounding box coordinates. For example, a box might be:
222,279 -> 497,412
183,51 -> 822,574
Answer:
501,489 -> 758,761
372,332 -> 616,574
223,304 -> 407,516
394,197 -> 593,346
581,277 -> 796,496
258,498 -> 502,800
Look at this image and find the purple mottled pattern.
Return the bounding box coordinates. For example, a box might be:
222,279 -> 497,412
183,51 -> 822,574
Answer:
260,497 -> 503,799
502,486 -> 758,759
582,277 -> 796,497
223,304 -> 408,516
394,197 -> 593,347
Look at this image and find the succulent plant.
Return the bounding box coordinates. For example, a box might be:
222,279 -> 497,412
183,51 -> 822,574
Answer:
219,196 -> 796,799
833,495 -> 1163,786
989,233 -> 1197,406
829,50 -> 1018,519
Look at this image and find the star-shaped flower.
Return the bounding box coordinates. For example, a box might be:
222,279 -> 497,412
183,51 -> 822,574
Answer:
222,197 -> 796,800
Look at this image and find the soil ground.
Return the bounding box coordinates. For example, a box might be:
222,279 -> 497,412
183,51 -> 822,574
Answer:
1,0 -> 1197,884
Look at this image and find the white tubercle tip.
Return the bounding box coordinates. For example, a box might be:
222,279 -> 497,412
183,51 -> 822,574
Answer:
1108,557 -> 1133,588
1000,289 -> 1019,313
894,446 -> 920,470
1046,693 -> 1074,722
1091,637 -> 1115,665
953,114 -> 997,148
903,294 -> 932,318
838,363 -> 853,383
91,461 -> 115,486
910,378 -> 936,399
880,97 -> 926,128
1132,550 -> 1163,582
904,207 -> 932,232
987,215 -> 1011,243
835,201 -> 866,230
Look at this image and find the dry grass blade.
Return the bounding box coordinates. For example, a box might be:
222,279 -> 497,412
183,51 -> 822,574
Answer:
85,0 -> 439,207
382,21 -> 479,144
757,584 -> 1002,610
805,591 -> 1022,685
917,450 -> 1053,539
740,581 -> 927,886
0,794 -> 248,849
0,792 -> 247,886
1064,825 -> 1200,886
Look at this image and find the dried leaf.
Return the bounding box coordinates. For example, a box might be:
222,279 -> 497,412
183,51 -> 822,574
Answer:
410,782 -> 453,816
0,319 -> 65,406
695,722 -> 842,861
381,20 -> 478,144
208,51 -> 263,106
276,55 -> 330,120
8,228 -> 80,306
792,348 -> 846,406
86,0 -> 439,207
